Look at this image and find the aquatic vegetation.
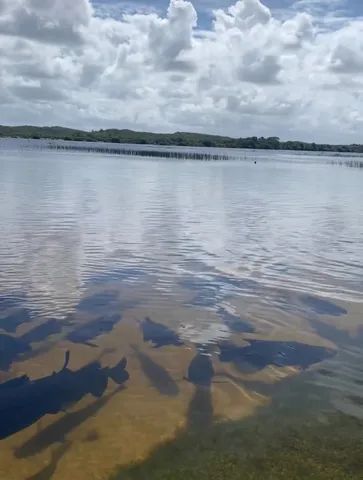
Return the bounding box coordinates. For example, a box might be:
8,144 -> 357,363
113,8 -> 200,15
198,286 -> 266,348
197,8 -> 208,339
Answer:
110,412 -> 363,480
66,314 -> 122,347
132,346 -> 179,396
141,317 -> 183,348
331,159 -> 363,169
218,339 -> 335,371
0,352 -> 129,440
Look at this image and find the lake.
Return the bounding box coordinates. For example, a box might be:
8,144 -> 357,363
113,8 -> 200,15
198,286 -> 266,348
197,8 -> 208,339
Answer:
0,140 -> 362,480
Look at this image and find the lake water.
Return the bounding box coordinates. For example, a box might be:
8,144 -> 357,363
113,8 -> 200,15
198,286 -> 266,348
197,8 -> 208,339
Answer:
0,141 -> 362,479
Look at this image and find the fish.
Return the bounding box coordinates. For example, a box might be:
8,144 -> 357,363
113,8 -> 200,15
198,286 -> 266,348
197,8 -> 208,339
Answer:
186,352 -> 214,387
219,339 -> 335,371
217,307 -> 255,334
0,308 -> 32,333
0,351 -> 129,440
300,295 -> 347,316
0,334 -> 31,370
0,320 -> 65,370
141,317 -> 183,348
21,319 -> 63,344
66,314 -> 122,347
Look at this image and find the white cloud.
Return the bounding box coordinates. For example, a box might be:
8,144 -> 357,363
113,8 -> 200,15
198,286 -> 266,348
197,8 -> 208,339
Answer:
0,0 -> 362,142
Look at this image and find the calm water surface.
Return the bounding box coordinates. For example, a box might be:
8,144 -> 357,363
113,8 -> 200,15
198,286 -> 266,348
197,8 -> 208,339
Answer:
0,142 -> 362,479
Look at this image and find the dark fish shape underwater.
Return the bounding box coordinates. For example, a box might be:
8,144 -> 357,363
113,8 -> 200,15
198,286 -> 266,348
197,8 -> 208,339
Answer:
66,314 -> 122,347
186,352 -> 215,387
0,308 -> 32,333
300,295 -> 347,316
217,306 -> 255,334
0,351 -> 129,440
141,317 -> 183,348
0,319 -> 65,371
219,339 -> 335,370
0,334 -> 31,370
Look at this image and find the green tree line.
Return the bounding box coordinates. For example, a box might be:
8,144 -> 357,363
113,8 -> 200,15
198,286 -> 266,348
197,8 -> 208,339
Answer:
1,125 -> 362,153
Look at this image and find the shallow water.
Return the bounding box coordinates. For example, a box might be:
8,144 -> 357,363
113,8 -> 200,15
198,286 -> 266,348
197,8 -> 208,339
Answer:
0,141 -> 362,479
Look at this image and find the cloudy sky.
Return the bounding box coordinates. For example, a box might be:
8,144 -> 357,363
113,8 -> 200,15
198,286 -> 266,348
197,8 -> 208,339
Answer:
1,0 -> 363,143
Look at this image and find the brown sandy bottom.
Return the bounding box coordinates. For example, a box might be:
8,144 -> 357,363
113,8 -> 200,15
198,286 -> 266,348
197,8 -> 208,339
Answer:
0,285 -> 362,480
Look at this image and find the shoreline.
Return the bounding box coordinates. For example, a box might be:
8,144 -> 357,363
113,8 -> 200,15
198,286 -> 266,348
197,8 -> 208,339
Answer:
1,126 -> 363,155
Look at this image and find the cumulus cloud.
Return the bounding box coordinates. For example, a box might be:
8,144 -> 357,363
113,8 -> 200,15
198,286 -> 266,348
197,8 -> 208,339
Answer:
0,0 -> 362,142
0,0 -> 92,44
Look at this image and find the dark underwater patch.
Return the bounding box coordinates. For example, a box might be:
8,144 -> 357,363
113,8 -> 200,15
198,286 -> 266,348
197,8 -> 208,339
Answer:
0,308 -> 32,332
66,314 -> 122,347
217,307 -> 255,334
21,319 -> 63,344
219,339 -> 335,371
0,352 -> 129,440
133,346 -> 179,396
186,353 -> 215,388
141,317 -> 183,348
0,334 -> 31,370
300,295 -> 347,316
77,291 -> 120,312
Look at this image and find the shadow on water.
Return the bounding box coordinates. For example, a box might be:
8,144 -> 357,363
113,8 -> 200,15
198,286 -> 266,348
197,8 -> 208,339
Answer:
0,351 -> 129,441
186,386 -> 213,432
25,442 -> 71,480
141,317 -> 183,348
132,345 -> 179,396
15,387 -> 123,458
186,352 -> 214,431
66,314 -> 122,347
300,295 -> 348,316
218,339 -> 335,372
0,308 -> 32,332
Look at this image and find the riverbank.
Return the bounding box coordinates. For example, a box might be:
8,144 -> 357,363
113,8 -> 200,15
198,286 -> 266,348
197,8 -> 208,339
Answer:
1,125 -> 363,154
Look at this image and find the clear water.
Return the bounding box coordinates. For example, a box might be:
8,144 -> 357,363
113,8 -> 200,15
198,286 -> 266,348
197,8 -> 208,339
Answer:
0,141 -> 362,479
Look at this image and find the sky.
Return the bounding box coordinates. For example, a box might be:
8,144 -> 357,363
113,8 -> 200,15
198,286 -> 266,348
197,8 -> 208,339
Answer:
1,0 -> 363,143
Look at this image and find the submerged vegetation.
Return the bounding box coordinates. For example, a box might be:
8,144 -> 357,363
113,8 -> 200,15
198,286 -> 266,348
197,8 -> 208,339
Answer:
110,407 -> 363,480
331,159 -> 363,168
1,125 -> 363,153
